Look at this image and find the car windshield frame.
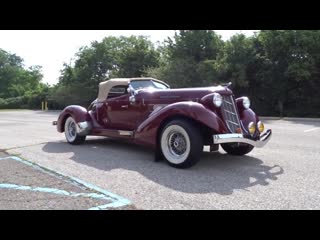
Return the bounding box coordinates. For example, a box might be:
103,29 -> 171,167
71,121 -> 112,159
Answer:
130,80 -> 169,91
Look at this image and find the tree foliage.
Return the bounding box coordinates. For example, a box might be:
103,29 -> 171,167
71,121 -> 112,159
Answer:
148,30 -> 320,117
0,49 -> 48,109
53,36 -> 160,107
1,31 -> 320,117
147,30 -> 224,87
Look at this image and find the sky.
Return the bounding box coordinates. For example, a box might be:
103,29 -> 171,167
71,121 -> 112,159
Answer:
0,30 -> 258,85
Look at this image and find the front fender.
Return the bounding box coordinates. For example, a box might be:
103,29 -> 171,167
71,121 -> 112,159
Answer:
134,101 -> 227,147
239,108 -> 259,135
56,105 -> 91,132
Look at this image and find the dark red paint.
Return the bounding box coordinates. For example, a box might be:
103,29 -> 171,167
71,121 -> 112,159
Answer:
56,83 -> 260,148
57,105 -> 91,132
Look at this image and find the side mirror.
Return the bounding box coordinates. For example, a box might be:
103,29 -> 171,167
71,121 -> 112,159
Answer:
129,95 -> 136,104
128,85 -> 138,96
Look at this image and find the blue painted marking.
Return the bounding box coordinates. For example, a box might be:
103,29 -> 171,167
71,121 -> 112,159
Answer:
89,200 -> 130,210
0,183 -> 111,200
0,156 -> 131,209
32,186 -> 70,195
69,176 -> 131,207
0,183 -> 31,191
72,193 -> 113,200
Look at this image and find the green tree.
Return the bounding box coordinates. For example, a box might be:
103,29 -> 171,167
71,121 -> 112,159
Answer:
51,30 -> 320,117
0,48 -> 46,109
147,30 -> 224,87
257,30 -> 320,117
55,35 -> 160,107
0,49 -> 24,98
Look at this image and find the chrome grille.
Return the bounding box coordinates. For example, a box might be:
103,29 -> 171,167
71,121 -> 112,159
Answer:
221,95 -> 241,133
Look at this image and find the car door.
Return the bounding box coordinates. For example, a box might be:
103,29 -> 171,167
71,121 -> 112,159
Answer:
106,86 -> 145,130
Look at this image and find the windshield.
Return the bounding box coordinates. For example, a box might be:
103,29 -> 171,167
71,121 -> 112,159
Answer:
130,80 -> 169,90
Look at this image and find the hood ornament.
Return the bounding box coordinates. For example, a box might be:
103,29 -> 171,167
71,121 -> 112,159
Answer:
222,82 -> 232,88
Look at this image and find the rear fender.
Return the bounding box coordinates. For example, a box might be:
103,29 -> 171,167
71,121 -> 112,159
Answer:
57,105 -> 91,132
134,101 -> 227,147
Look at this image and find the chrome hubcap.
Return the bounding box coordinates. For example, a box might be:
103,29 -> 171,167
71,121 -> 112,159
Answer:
65,118 -> 77,142
168,132 -> 187,156
68,121 -> 76,138
161,124 -> 191,165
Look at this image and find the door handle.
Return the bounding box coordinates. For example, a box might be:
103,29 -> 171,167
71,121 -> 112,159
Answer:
121,105 -> 128,109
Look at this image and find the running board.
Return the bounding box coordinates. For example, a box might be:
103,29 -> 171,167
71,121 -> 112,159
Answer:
90,128 -> 134,138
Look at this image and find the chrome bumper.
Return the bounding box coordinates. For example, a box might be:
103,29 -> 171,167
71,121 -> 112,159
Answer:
52,120 -> 91,135
76,121 -> 91,136
213,129 -> 272,148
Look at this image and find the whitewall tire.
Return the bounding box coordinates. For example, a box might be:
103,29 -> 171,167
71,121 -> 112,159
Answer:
64,117 -> 86,145
160,119 -> 203,168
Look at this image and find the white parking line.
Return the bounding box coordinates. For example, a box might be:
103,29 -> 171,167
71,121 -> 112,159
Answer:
304,128 -> 320,133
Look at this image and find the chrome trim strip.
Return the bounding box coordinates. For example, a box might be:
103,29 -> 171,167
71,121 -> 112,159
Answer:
213,129 -> 272,148
224,109 -> 236,115
223,100 -> 233,105
226,120 -> 239,126
118,130 -> 133,136
221,95 -> 241,133
231,96 -> 242,131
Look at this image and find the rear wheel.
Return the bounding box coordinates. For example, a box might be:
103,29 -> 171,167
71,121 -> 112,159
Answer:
64,117 -> 86,145
160,119 -> 203,169
221,143 -> 254,156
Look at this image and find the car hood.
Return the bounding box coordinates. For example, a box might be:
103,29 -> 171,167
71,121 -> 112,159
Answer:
137,86 -> 233,103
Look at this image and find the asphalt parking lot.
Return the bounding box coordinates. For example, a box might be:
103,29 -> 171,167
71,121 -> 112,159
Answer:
1,110 -> 320,209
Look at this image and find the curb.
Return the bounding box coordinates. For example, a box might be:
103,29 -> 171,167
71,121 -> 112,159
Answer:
282,117 -> 320,122
260,117 -> 320,122
260,117 -> 281,120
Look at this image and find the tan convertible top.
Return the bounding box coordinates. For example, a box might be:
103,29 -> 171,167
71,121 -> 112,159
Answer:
97,77 -> 168,102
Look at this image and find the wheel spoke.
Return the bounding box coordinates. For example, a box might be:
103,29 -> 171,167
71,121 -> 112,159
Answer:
168,131 -> 187,156
161,124 -> 192,165
65,118 -> 77,142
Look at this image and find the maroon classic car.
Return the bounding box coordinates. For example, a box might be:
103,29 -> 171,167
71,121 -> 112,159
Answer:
53,78 -> 272,168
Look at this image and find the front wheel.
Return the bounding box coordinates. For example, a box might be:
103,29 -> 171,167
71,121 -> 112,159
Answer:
160,119 -> 203,169
221,143 -> 254,156
64,117 -> 86,145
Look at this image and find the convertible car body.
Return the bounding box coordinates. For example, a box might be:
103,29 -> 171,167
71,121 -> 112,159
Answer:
53,77 -> 272,168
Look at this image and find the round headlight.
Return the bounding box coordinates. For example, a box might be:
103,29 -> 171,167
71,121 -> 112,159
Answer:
248,122 -> 256,135
213,93 -> 222,107
257,121 -> 264,133
243,97 -> 250,109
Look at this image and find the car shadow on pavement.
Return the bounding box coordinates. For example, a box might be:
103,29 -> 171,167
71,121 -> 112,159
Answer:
42,138 -> 284,195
